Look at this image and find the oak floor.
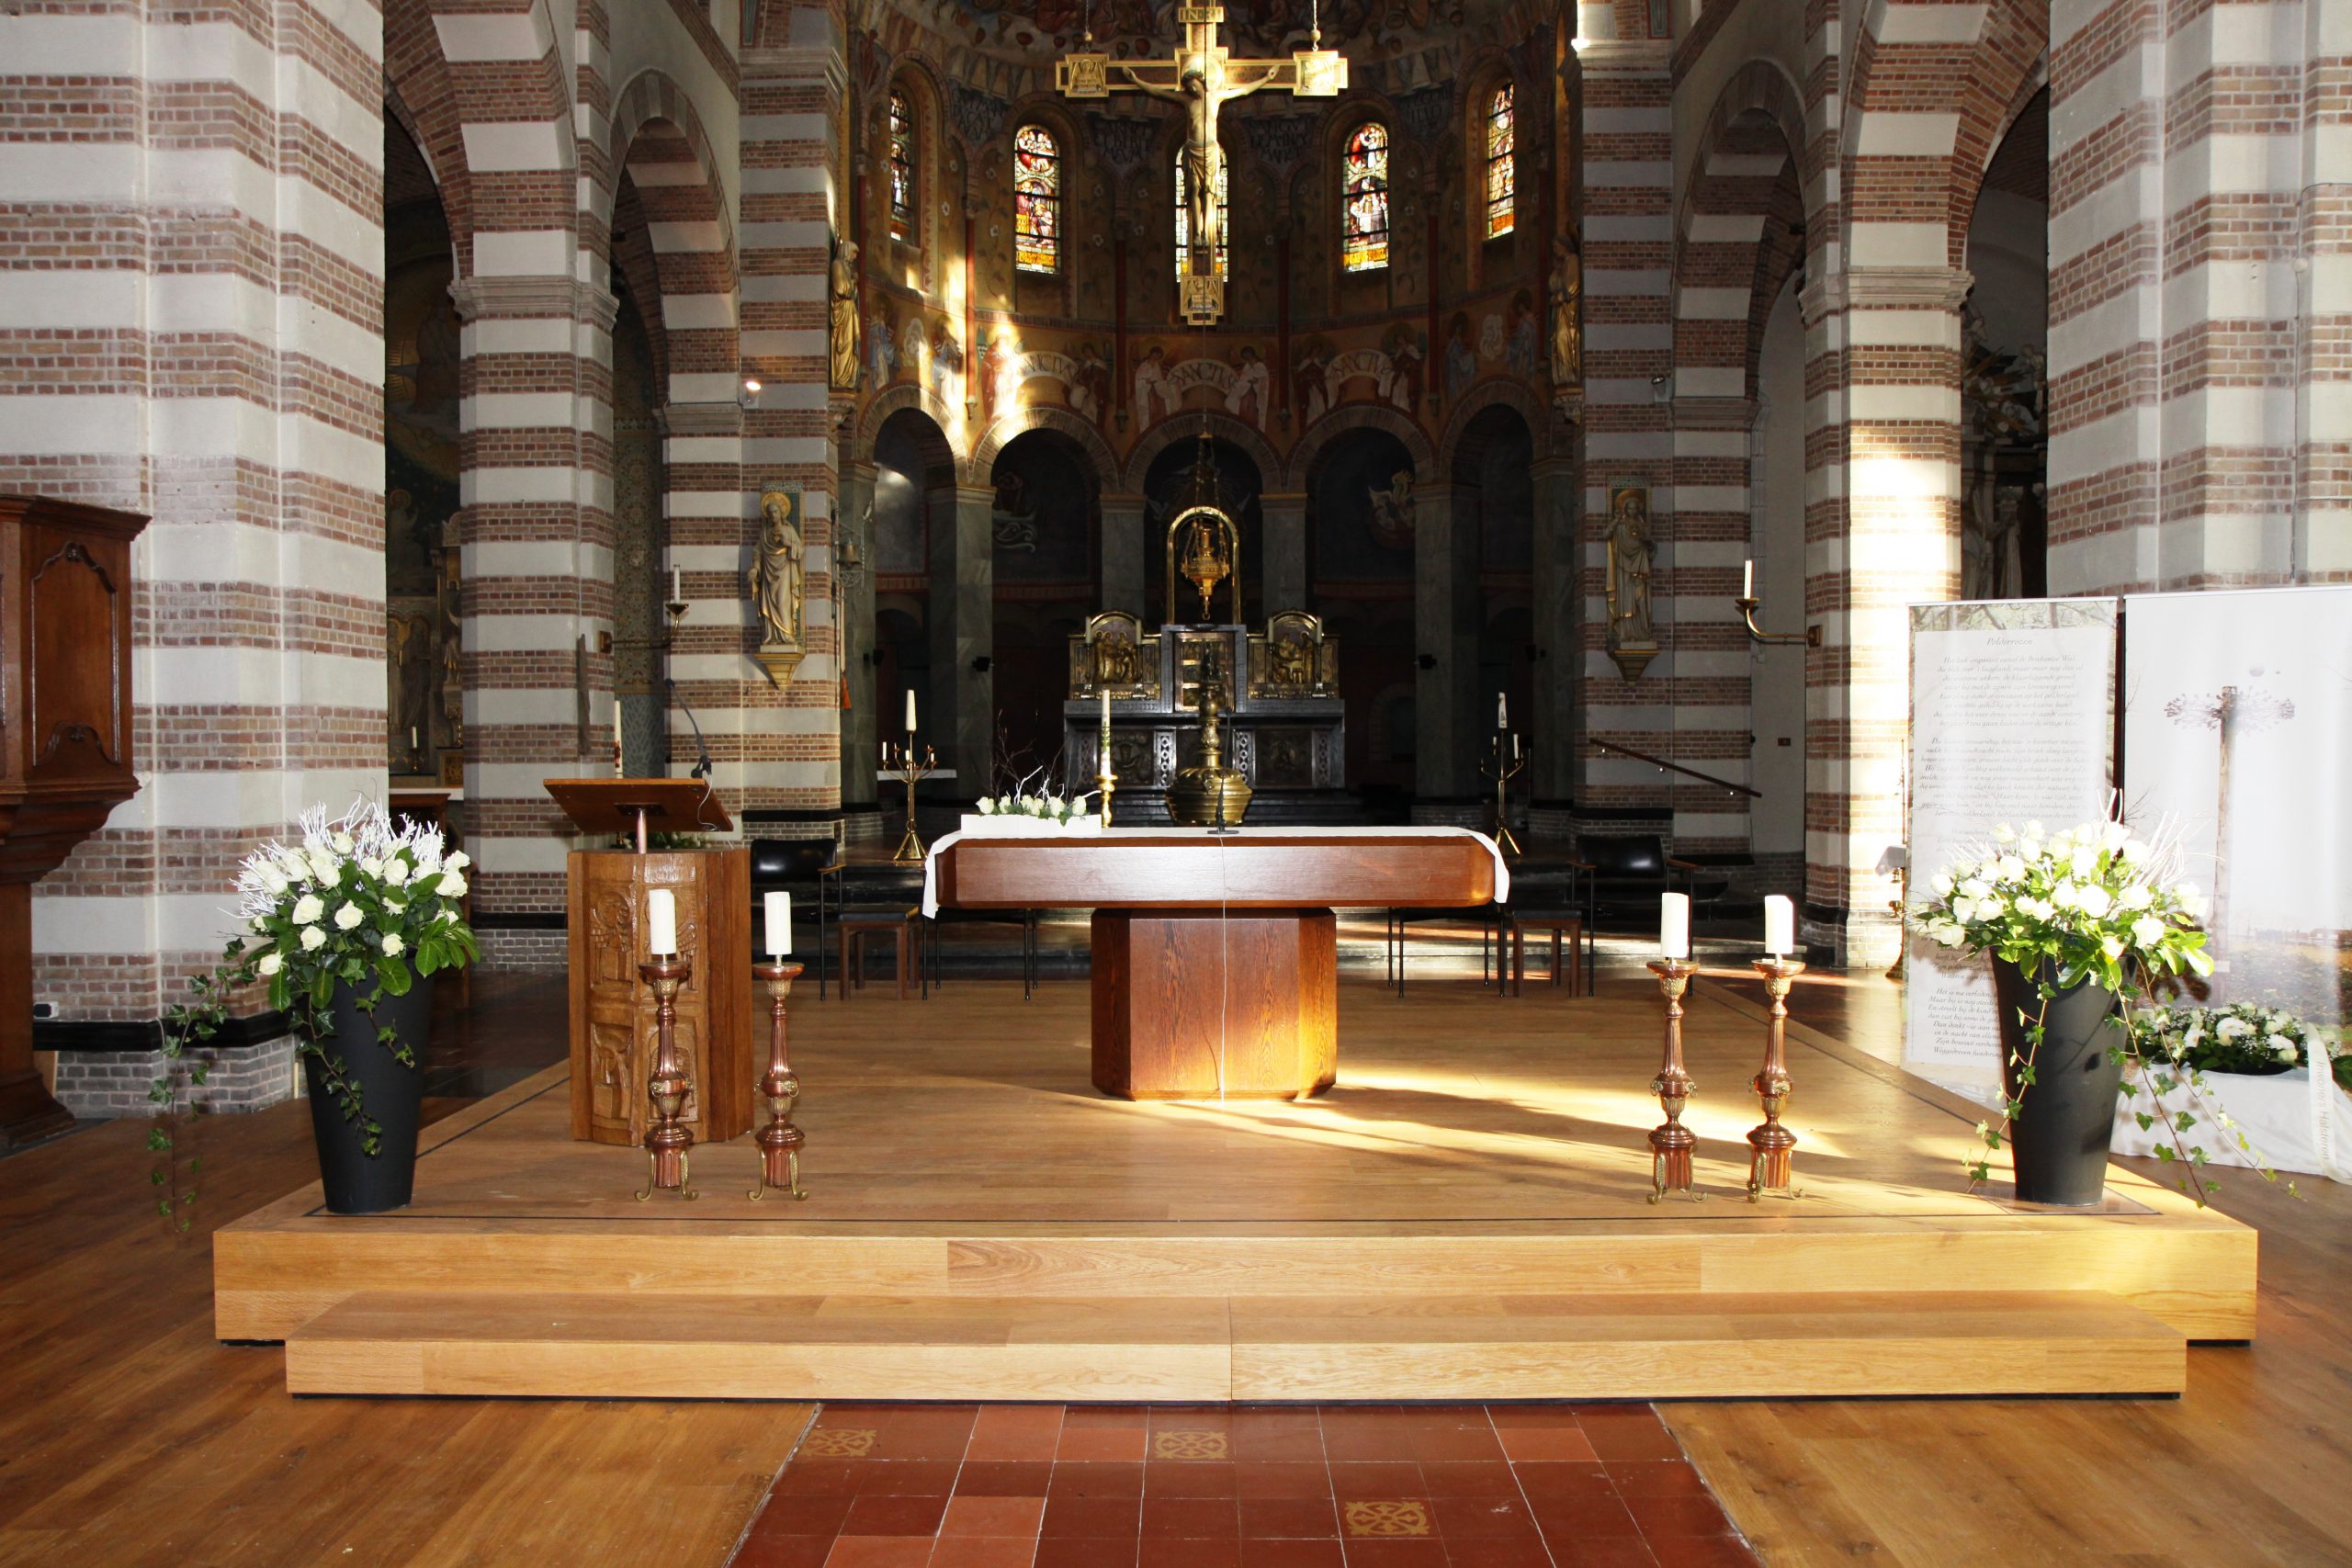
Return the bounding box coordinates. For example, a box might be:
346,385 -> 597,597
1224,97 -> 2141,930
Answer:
6,958 -> 2347,1565
0,977 -> 809,1568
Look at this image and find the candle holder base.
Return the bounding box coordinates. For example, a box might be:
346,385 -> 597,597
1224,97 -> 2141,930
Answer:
634,956 -> 699,1202
635,1148 -> 698,1203
892,825 -> 927,865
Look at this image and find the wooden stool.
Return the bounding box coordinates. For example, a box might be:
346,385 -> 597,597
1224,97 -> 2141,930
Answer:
837,908 -> 920,1000
1507,912 -> 1589,998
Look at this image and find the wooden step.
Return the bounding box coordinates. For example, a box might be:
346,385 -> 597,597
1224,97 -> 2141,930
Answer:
283,1289 -> 2185,1401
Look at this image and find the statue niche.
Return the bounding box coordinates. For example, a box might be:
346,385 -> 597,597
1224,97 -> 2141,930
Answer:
1604,483 -> 1658,682
750,487 -> 806,686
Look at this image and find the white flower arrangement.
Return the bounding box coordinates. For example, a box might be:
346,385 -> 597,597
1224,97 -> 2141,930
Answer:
202,799 -> 480,1155
2134,1000 -> 2346,1088
965,790 -> 1102,836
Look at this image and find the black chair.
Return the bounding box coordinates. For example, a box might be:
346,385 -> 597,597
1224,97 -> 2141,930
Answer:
1384,902 -> 1505,997
1571,834 -> 1715,935
748,836 -> 840,996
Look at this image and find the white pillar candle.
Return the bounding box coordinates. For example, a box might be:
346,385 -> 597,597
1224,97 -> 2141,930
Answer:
904,688 -> 918,733
1511,731 -> 1521,761
1497,692 -> 1508,729
410,726 -> 419,750
647,888 -> 678,956
1101,687 -> 1112,728
764,889 -> 791,956
1764,894 -> 1793,957
671,566 -> 683,604
1743,558 -> 1754,599
1660,892 -> 1690,959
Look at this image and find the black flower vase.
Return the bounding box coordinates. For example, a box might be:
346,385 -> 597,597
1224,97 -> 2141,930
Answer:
303,976 -> 436,1214
1990,956 -> 2123,1206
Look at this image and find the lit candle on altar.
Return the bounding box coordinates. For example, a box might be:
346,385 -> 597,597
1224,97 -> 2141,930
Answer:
1100,687 -> 1111,731
904,688 -> 918,734
764,890 -> 791,956
1764,894 -> 1793,957
1660,893 -> 1690,960
647,888 -> 678,957
1743,558 -> 1754,599
1497,692 -> 1508,729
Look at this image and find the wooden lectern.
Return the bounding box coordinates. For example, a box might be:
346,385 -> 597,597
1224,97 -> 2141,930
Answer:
0,496 -> 149,1146
545,780 -> 752,1147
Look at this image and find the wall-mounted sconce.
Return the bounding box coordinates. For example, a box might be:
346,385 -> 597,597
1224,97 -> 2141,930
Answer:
1736,556 -> 1821,648
1417,653 -> 1438,671
970,655 -> 993,674
737,377 -> 763,410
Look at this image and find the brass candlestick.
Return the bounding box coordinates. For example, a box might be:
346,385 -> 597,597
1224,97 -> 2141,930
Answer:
886,736 -> 935,864
1096,726 -> 1116,827
748,960 -> 808,1201
1884,863 -> 1908,982
1747,955 -> 1806,1201
1645,957 -> 1702,1203
1479,732 -> 1526,857
634,955 -> 697,1201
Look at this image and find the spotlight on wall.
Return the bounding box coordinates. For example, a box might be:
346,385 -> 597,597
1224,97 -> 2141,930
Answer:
738,377 -> 763,410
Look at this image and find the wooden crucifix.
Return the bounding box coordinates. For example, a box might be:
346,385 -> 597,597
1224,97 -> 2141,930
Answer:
1059,5 -> 1344,325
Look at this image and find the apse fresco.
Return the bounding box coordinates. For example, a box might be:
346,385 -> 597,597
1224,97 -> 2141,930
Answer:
990,432 -> 1095,585
1312,429 -> 1415,582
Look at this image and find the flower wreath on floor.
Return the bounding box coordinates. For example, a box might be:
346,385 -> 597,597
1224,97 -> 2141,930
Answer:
2134,1001 -> 2348,1088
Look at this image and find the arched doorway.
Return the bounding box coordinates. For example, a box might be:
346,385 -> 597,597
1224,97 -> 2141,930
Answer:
1962,85 -> 2049,601
989,429 -> 1099,782
870,406 -> 957,782
1306,427 -> 1417,805
384,112 -> 461,787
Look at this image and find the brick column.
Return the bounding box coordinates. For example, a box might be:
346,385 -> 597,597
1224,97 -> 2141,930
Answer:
1528,456 -> 1580,809
453,276 -> 613,950
1,0 -> 384,1107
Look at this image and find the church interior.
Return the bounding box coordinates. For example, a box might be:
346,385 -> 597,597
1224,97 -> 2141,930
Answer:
4,0 -> 2350,1563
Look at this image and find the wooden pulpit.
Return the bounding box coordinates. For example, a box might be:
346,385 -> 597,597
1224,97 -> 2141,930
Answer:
545,780 -> 752,1147
0,496 -> 149,1146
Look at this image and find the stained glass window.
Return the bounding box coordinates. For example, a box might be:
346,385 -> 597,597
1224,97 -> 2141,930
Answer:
1485,85 -> 1516,239
1013,124 -> 1060,274
1341,122 -> 1390,273
888,90 -> 915,244
1173,145 -> 1228,286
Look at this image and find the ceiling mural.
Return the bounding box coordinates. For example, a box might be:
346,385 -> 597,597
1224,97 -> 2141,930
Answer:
875,0 -> 1538,66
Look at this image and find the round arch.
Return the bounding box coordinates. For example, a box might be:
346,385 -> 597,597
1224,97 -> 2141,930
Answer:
856,382 -> 971,467
1435,380 -> 1554,479
970,404 -> 1119,491
1122,410 -> 1282,495
1285,400 -> 1437,490
383,10 -> 479,276
607,71 -> 741,298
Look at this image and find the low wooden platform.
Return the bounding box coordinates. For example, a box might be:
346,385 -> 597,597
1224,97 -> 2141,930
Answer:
217,974 -> 2255,1401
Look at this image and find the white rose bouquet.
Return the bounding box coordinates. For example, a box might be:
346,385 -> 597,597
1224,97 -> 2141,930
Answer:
164,799 -> 480,1162
1911,815 -> 2233,1196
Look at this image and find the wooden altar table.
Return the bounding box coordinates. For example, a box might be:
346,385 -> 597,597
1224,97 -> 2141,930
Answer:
927,829 -> 1504,1100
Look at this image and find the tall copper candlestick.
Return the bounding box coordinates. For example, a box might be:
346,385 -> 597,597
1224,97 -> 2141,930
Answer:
1097,726 -> 1117,827
748,959 -> 808,1201
1747,955 -> 1806,1201
1645,957 -> 1702,1203
1478,732 -> 1526,858
634,955 -> 698,1201
886,737 -> 936,865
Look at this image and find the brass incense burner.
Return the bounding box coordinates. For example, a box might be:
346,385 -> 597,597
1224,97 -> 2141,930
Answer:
1166,688 -> 1252,829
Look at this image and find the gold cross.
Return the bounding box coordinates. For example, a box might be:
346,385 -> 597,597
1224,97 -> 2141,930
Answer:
1059,6 -> 1344,325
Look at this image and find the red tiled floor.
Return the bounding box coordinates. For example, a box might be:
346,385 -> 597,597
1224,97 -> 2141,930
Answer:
926,1539 -> 1037,1568
824,1539 -> 933,1568
1039,1494 -> 1142,1538
1031,1538 -> 1139,1568
1140,1540 -> 1241,1568
842,1494 -> 952,1537
730,1403 -> 1757,1568
939,1495 -> 1046,1538
1047,1461 -> 1145,1498
967,1406 -> 1064,1461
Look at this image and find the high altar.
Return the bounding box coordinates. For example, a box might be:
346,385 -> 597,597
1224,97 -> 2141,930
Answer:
1064,444 -> 1349,823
